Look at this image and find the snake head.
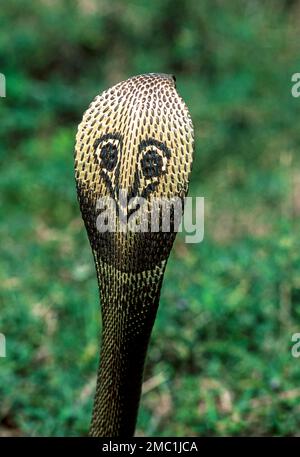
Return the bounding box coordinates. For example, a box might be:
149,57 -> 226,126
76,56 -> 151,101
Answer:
75,73 -> 194,272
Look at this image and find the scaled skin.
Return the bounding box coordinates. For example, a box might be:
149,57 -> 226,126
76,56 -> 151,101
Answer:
74,73 -> 194,436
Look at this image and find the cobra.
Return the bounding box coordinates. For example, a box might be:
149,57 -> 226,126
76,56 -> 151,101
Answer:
74,73 -> 194,437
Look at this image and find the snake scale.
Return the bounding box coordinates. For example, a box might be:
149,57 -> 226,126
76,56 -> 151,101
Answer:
74,73 -> 194,437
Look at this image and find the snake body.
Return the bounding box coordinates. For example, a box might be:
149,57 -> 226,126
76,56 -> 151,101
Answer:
74,73 -> 194,437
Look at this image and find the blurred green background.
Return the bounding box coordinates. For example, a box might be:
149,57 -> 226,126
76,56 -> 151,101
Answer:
1,0 -> 300,437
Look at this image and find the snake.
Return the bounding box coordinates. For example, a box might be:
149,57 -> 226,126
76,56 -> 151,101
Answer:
74,73 -> 194,437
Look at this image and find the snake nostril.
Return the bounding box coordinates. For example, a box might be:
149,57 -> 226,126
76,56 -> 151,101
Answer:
141,150 -> 163,179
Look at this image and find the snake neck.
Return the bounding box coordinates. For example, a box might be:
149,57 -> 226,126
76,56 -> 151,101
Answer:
89,259 -> 166,437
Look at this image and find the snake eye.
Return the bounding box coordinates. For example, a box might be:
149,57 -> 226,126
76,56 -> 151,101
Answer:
135,138 -> 171,200
99,143 -> 118,171
138,140 -> 170,186
94,135 -> 121,172
141,150 -> 163,179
